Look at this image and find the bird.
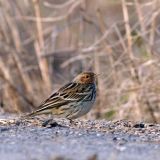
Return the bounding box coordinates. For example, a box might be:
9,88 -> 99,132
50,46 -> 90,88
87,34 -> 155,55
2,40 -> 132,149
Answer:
26,72 -> 97,121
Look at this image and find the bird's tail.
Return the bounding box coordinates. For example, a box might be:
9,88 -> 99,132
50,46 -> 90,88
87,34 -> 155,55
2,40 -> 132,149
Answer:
24,111 -> 36,117
19,112 -> 35,120
21,107 -> 51,119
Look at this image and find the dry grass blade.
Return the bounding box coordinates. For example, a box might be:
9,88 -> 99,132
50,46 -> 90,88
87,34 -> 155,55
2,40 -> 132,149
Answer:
0,0 -> 159,123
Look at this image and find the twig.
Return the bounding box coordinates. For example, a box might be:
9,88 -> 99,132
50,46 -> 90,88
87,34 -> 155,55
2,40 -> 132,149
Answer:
121,0 -> 133,58
0,69 -> 35,109
32,0 -> 51,90
43,0 -> 76,9
15,0 -> 82,23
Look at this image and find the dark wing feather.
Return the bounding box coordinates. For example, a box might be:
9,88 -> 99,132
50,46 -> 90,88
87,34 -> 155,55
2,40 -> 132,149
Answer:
27,82 -> 93,116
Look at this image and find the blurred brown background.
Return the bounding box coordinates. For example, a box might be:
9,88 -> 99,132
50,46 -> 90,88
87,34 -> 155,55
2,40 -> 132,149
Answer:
0,0 -> 160,123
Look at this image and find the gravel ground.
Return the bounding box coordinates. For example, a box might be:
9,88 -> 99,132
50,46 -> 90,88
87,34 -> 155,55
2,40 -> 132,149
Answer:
0,114 -> 160,160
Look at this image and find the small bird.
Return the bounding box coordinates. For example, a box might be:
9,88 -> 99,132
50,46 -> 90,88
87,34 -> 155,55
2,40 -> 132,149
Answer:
27,72 -> 97,120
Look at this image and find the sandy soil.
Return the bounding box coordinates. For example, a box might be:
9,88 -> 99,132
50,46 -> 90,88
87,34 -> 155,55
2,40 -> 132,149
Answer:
0,114 -> 160,160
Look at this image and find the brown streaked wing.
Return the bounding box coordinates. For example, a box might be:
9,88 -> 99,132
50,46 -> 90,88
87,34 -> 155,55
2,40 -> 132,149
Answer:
29,82 -> 93,116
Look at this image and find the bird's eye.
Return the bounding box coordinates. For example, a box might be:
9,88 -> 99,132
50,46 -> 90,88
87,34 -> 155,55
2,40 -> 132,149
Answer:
86,75 -> 89,78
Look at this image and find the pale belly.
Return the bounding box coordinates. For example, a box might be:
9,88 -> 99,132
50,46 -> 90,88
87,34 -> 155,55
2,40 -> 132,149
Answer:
68,99 -> 96,119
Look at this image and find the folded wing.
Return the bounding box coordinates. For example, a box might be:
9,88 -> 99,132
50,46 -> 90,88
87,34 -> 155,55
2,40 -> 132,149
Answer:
27,82 -> 93,116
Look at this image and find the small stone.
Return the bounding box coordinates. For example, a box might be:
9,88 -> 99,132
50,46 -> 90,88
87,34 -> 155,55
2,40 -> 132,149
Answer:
0,127 -> 10,132
133,123 -> 145,128
113,137 -> 118,141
